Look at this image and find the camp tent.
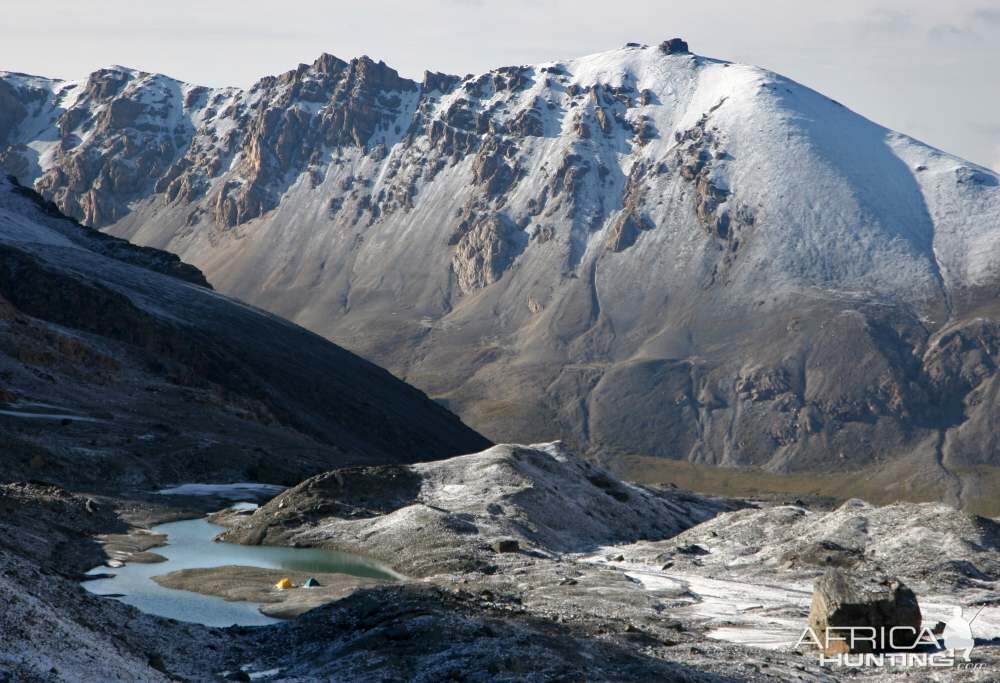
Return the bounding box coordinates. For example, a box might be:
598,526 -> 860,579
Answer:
274,577 -> 293,590
303,577 -> 321,588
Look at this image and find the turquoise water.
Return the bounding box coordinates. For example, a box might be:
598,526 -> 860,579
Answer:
82,516 -> 397,627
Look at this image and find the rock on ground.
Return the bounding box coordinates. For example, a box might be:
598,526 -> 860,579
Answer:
807,568 -> 922,655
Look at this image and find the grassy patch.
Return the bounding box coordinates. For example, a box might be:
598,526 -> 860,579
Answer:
616,455 -> 1000,517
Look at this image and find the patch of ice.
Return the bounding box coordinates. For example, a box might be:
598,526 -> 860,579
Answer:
705,626 -> 796,650
157,483 -> 285,500
0,409 -> 99,422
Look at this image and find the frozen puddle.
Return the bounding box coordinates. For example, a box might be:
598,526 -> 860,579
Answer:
157,482 -> 286,500
0,401 -> 102,422
704,626 -> 799,650
0,409 -> 99,421
82,515 -> 398,627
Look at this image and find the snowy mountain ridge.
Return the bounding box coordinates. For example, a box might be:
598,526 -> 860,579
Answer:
2,45 -> 996,302
3,41 -> 1000,511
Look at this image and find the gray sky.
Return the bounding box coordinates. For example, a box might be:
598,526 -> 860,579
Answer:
3,1 -> 998,169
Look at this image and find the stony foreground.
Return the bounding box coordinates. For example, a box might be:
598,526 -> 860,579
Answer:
3,445 -> 1000,681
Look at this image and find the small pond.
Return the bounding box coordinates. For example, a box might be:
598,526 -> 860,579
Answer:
83,506 -> 397,627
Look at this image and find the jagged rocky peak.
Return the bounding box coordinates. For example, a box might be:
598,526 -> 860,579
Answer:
82,66 -> 134,99
2,45 -> 712,235
307,52 -> 348,76
421,70 -> 462,94
659,37 -> 690,55
0,64 -> 200,226
263,52 -> 415,94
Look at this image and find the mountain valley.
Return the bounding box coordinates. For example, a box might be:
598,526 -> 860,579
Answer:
2,36 -> 1000,682
3,41 -> 998,509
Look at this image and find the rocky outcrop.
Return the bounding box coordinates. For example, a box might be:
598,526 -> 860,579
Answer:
605,212 -> 646,252
452,213 -> 525,292
808,569 -> 922,655
672,99 -> 754,250
636,498 -> 1000,592
220,443 -> 735,577
470,137 -> 519,199
660,38 -> 691,55
0,78 -> 26,145
606,162 -> 652,251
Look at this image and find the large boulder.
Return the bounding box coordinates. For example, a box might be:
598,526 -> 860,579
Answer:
808,569 -> 922,655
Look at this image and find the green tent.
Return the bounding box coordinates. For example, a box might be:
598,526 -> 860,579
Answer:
303,577 -> 321,588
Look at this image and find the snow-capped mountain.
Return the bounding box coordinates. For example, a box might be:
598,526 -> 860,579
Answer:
2,40 -> 999,510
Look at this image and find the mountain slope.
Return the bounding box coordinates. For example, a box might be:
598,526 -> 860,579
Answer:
2,42 -> 999,509
0,174 -> 488,487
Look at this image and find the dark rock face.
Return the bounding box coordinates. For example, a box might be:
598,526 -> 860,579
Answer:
421,71 -> 461,94
808,569 -> 922,655
7,176 -> 210,286
493,538 -> 520,553
240,465 -> 423,543
659,38 -> 690,55
0,79 -> 26,145
0,482 -> 125,569
0,175 -> 489,487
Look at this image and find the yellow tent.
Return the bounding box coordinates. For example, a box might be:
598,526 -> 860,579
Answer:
274,577 -> 293,590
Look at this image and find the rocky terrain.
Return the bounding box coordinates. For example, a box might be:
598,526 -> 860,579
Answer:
3,438 -> 998,680
218,441 -> 739,577
623,497 -> 1000,594
0,173 -> 488,489
3,41 -> 1000,511
215,443 -> 1000,681
0,451 -> 764,682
